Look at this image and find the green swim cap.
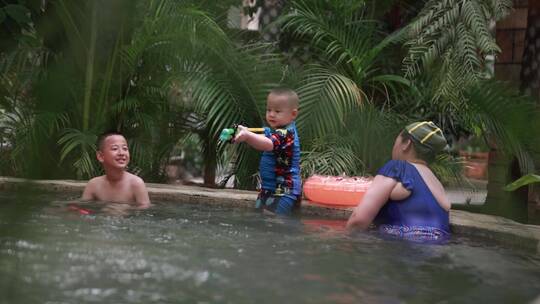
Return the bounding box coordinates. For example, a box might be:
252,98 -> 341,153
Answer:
405,121 -> 448,154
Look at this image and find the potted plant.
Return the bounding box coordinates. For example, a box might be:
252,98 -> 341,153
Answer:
458,136 -> 489,180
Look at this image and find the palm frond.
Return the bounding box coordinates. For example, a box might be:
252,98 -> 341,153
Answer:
301,138 -> 364,177
403,0 -> 510,83
465,80 -> 538,174
122,1 -> 231,76
279,0 -> 404,82
57,128 -> 98,178
431,154 -> 464,186
179,46 -> 280,138
296,65 -> 363,140
341,105 -> 403,173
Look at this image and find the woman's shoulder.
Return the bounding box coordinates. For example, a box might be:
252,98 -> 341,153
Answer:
378,160 -> 415,175
383,159 -> 419,167
377,160 -> 416,190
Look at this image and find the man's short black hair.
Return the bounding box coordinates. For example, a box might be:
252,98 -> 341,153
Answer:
96,130 -> 124,151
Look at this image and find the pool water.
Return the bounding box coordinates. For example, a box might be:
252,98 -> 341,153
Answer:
1,192 -> 539,303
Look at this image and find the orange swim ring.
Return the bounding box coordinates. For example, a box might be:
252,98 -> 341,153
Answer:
303,175 -> 372,207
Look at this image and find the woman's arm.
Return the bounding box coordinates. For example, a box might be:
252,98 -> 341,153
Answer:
346,175 -> 398,230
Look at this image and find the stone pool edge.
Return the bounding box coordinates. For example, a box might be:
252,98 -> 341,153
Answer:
1,177 -> 539,252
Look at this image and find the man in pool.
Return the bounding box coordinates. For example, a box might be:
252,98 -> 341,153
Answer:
81,131 -> 150,208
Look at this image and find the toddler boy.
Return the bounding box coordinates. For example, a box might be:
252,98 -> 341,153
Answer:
234,88 -> 302,215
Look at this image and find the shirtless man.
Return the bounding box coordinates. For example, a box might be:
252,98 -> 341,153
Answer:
81,131 -> 150,208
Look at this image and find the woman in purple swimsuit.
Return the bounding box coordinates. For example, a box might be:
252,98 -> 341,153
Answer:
346,121 -> 450,242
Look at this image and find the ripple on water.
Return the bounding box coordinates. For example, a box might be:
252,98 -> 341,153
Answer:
1,194 -> 540,304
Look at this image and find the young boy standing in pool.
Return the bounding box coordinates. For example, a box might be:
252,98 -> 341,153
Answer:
234,88 -> 302,215
81,131 -> 150,208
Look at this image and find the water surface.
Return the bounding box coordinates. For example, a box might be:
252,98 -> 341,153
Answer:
1,192 -> 539,303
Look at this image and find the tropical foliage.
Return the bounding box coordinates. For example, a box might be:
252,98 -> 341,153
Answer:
273,0 -> 411,177
504,174 -> 540,191
1,0 -> 538,208
1,0 -> 283,185
397,0 -> 531,150
403,0 -> 512,100
397,0 -> 539,179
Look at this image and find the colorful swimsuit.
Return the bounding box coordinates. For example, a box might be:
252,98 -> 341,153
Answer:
374,160 -> 450,243
256,122 -> 301,215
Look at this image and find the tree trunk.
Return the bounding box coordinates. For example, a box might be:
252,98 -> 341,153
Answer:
202,138 -> 217,187
520,1 -> 540,224
203,158 -> 217,187
485,148 -> 528,222
521,2 -> 540,99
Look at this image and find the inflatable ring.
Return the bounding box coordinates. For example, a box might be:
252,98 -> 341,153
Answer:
303,175 -> 372,207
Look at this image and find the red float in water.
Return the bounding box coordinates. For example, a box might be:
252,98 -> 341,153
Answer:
303,175 -> 372,207
67,204 -> 92,215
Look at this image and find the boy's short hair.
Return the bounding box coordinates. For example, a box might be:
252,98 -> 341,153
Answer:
96,130 -> 125,151
269,87 -> 299,108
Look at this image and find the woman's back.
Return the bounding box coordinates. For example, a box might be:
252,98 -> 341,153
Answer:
374,160 -> 450,241
411,163 -> 450,211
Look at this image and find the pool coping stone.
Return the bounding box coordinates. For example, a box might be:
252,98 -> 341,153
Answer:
1,176 -> 539,253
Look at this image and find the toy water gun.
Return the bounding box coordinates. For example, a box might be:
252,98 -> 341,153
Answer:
219,125 -> 265,143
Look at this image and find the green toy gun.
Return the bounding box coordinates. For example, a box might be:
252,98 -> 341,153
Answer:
219,125 -> 265,143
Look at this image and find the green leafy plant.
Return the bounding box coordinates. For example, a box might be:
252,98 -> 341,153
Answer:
504,174 -> 540,191
403,0 -> 512,104
275,0 -> 411,176
465,80 -> 537,174
399,0 -> 516,141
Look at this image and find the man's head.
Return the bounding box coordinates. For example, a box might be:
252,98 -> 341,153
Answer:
265,88 -> 299,129
96,131 -> 130,169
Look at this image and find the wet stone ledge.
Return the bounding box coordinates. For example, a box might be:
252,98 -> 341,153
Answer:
1,177 -> 539,253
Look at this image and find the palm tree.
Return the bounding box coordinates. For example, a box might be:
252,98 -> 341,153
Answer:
402,0 -> 540,221
1,0 -> 270,183
274,0 -> 411,176
402,0 -> 512,123
466,80 -> 537,221
183,42 -> 284,187
0,2 -> 57,178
